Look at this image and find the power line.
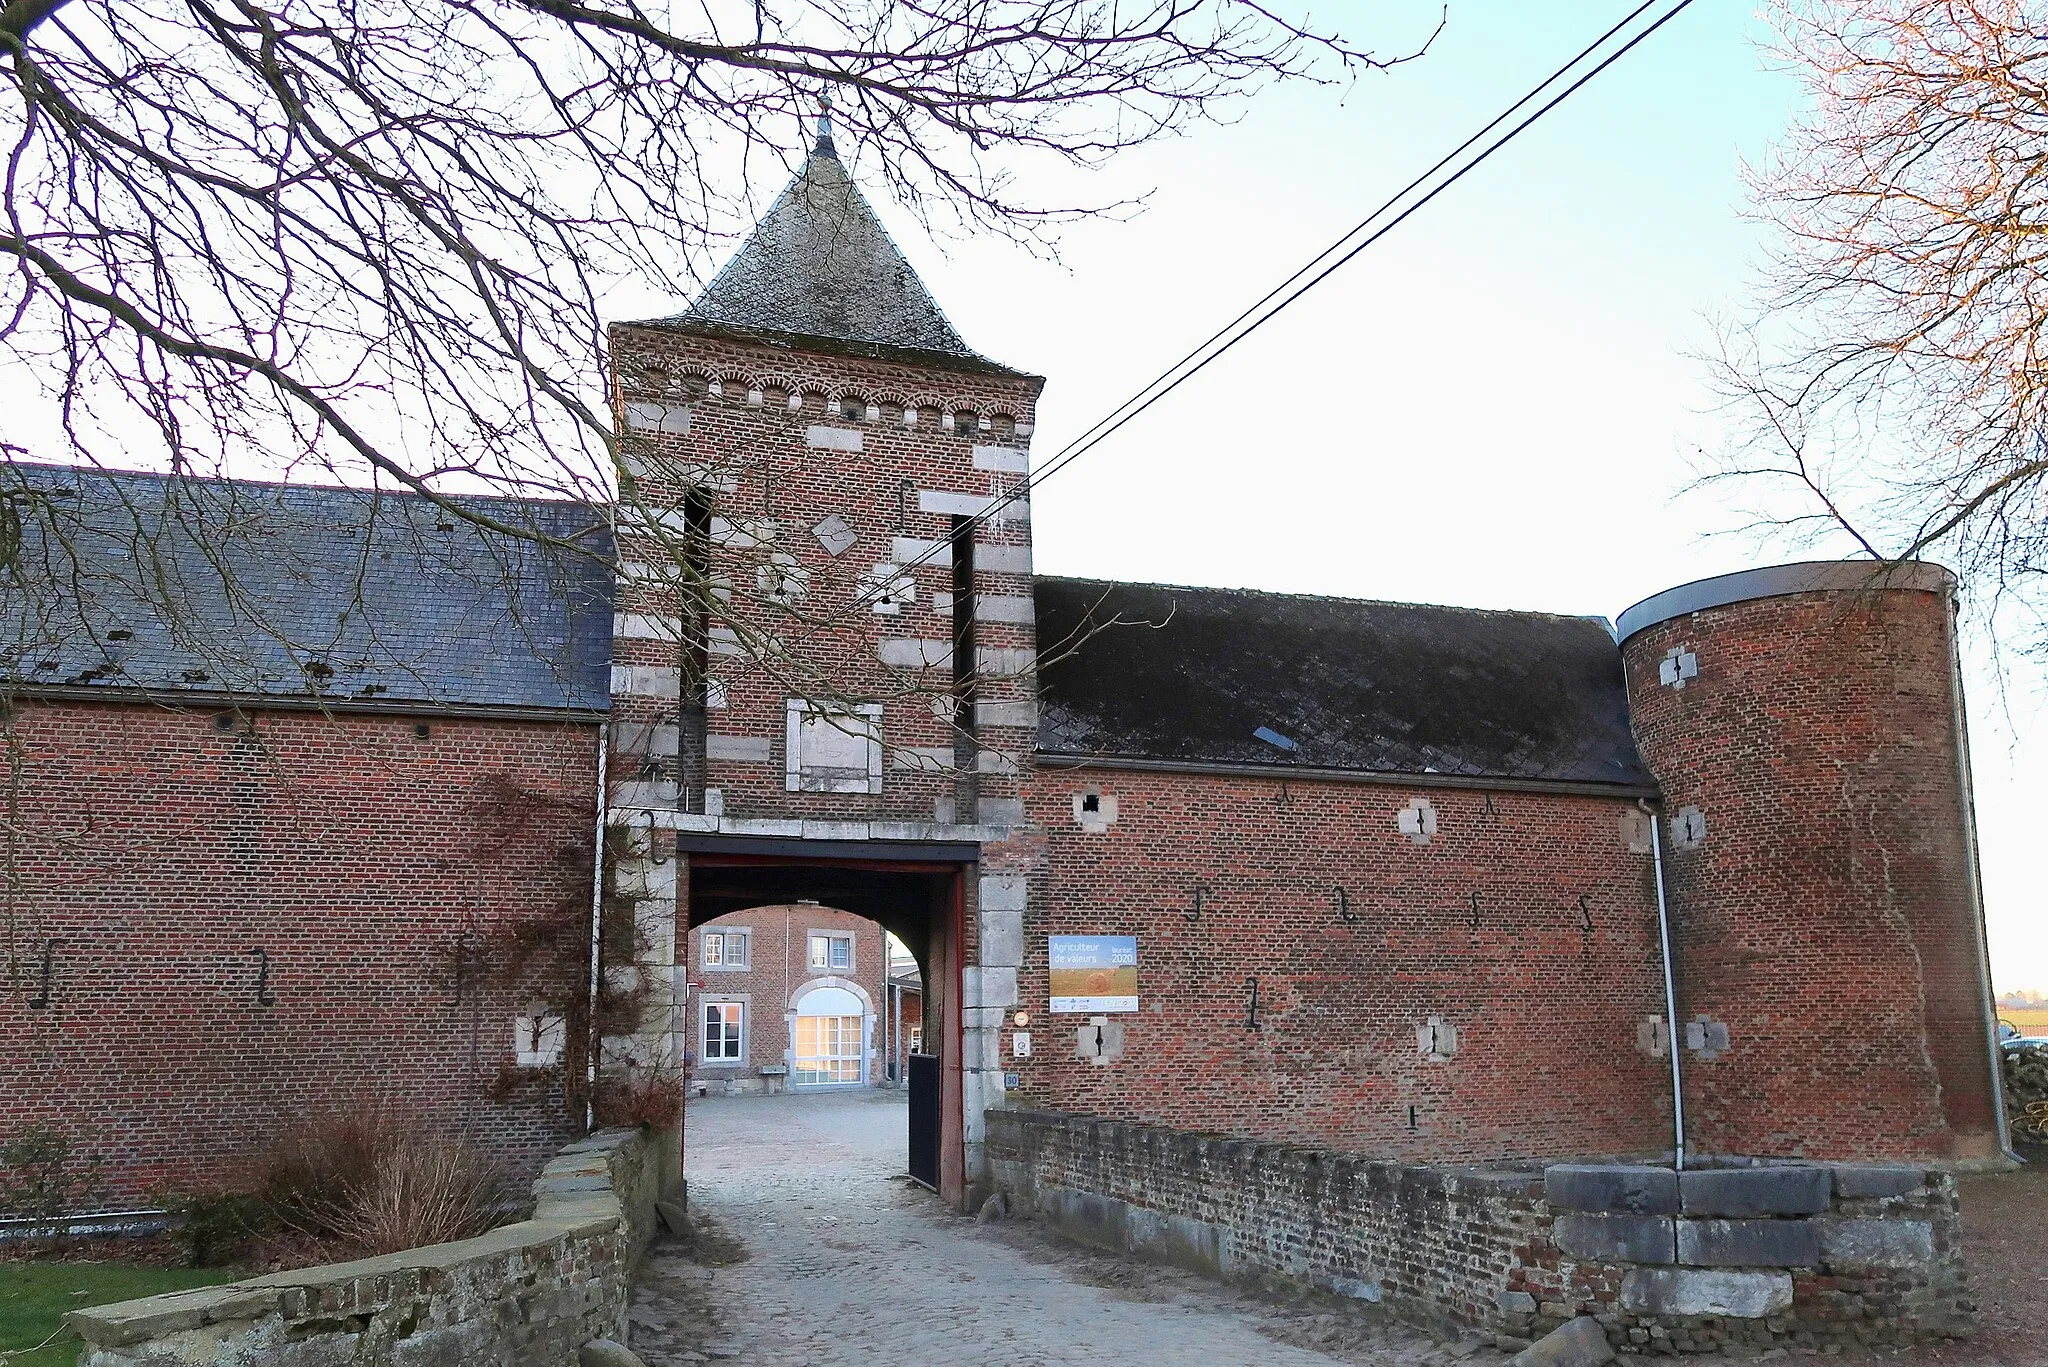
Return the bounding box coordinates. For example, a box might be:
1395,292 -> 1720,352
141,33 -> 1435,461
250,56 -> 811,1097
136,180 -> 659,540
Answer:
1023,0 -> 1701,497
778,0 -> 1703,634
1036,0 -> 1676,481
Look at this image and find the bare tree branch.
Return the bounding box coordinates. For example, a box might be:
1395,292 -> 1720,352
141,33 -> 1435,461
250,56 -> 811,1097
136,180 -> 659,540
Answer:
1,0 -> 1416,521
1709,0 -> 2048,653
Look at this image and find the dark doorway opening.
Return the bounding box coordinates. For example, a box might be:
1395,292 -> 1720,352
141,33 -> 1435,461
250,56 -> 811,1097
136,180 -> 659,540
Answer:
906,1053 -> 941,1189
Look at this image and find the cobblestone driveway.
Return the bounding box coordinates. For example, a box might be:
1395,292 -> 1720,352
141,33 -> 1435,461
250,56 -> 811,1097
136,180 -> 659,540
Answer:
631,1092 -> 1996,1367
629,1090 -> 1448,1367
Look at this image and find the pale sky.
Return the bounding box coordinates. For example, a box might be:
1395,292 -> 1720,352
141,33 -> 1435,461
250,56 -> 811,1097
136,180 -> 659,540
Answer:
824,0 -> 2046,993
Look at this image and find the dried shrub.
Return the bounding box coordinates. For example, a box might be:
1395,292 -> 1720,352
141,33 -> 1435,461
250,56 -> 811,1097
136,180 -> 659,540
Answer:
260,1100 -> 408,1234
257,1101 -> 505,1254
0,1120 -> 105,1228
593,1072 -> 683,1130
323,1140 -> 505,1256
161,1188 -> 269,1267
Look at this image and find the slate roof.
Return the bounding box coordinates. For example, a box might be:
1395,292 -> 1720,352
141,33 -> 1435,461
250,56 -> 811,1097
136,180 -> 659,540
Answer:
1034,577 -> 1650,787
0,466 -> 615,712
646,126 -> 1019,372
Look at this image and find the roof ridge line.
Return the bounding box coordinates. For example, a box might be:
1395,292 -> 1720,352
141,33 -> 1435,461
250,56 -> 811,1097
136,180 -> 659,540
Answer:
1032,573 -> 1616,626
8,461 -> 603,515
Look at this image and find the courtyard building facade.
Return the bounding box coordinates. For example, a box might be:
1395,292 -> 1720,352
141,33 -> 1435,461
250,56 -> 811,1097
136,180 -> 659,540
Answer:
689,904 -> 908,1093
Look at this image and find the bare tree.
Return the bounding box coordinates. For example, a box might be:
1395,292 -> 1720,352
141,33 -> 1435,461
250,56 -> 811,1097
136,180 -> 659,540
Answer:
0,0 -> 1425,765
1706,0 -> 2048,639
1,0 -> 1413,513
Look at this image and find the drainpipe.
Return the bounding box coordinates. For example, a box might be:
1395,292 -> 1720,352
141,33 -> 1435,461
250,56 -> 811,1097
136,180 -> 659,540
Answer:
585,723 -> 609,1131
1642,797 -> 1687,1172
1943,587 -> 2020,1164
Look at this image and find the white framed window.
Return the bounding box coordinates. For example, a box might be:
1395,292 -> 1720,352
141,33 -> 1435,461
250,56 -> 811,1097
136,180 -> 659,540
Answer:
701,1000 -> 746,1065
786,699 -> 883,794
701,928 -> 750,971
793,1014 -> 862,1085
808,932 -> 854,973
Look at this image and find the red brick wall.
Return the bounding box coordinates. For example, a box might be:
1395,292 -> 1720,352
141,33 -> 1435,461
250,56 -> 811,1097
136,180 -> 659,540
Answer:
685,904 -> 889,1086
1001,768 -> 1675,1161
0,699 -> 599,1204
1621,586 -> 2000,1160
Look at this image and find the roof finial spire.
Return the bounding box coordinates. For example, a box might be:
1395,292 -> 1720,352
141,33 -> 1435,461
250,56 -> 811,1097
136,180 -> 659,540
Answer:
814,94 -> 837,157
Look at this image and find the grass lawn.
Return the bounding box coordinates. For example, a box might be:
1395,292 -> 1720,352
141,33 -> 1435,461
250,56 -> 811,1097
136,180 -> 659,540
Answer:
0,1261 -> 235,1366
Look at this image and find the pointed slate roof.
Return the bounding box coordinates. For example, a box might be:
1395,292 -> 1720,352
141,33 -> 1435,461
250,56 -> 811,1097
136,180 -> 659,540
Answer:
649,120 -> 1021,373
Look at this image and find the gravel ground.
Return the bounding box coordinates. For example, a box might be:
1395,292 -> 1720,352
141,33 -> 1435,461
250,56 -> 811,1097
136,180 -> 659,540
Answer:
1866,1156 -> 2048,1367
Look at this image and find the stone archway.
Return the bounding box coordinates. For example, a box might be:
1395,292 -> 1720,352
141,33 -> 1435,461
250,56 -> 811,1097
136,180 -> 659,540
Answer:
787,974 -> 873,1013
677,838 -> 973,1208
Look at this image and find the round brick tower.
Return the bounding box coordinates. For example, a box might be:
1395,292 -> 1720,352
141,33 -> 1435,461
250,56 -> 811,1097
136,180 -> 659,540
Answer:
1617,561 -> 2005,1163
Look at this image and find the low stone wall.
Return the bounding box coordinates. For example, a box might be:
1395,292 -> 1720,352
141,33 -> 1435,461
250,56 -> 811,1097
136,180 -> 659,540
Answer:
987,1109 -> 1970,1354
987,1108 -> 1553,1330
1538,1160 -> 1969,1353
67,1126 -> 676,1366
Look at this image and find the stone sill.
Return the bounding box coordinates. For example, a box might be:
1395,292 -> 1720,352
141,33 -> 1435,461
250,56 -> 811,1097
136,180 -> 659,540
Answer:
613,808 -> 1013,843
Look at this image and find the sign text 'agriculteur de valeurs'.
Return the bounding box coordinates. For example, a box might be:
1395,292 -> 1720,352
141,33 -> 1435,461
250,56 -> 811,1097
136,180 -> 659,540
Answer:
1047,935 -> 1138,1013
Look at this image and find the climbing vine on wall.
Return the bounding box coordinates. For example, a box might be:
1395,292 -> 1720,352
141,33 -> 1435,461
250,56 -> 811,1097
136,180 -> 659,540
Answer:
449,770 -> 652,1128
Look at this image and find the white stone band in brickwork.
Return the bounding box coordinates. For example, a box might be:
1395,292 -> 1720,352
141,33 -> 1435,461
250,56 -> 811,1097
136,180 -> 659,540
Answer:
624,400 -> 692,434
879,638 -> 952,669
917,489 -> 1030,522
974,646 -> 1034,678
892,535 -> 951,566
971,445 -> 1030,473
974,595 -> 1036,625
975,544 -> 1032,575
614,613 -> 684,641
805,425 -> 863,451
974,701 -> 1037,729
706,734 -> 773,763
610,665 -> 680,698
